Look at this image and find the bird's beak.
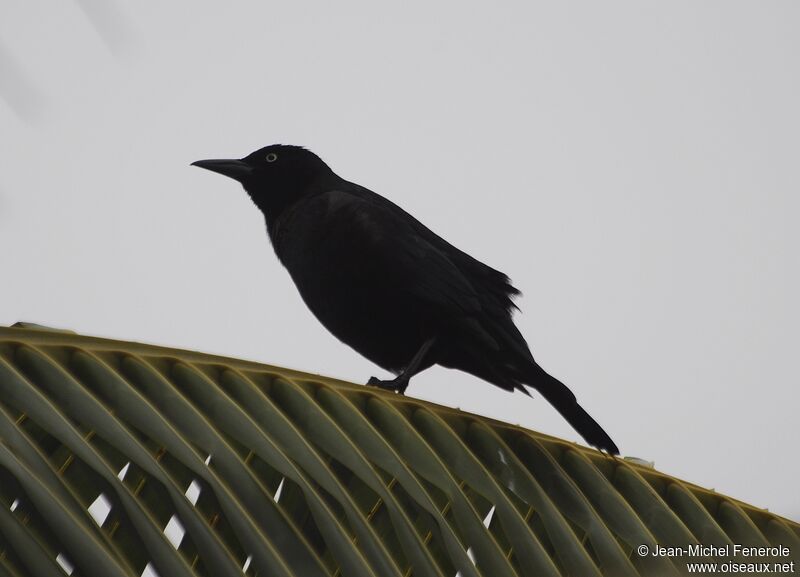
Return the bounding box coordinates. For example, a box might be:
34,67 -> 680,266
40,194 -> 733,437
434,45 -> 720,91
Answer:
191,158 -> 254,181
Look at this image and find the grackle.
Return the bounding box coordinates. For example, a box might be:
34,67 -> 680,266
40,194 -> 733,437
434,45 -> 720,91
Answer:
193,145 -> 619,454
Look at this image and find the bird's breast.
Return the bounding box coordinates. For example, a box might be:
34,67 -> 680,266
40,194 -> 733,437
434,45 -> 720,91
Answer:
278,240 -> 428,371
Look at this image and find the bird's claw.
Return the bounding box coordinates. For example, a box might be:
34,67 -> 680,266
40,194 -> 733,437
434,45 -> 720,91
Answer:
367,376 -> 408,394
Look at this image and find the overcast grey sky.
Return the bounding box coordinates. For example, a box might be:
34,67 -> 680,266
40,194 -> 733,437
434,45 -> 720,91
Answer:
1,1 -> 797,521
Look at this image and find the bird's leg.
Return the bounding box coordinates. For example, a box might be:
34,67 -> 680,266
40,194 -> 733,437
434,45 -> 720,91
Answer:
367,338 -> 436,395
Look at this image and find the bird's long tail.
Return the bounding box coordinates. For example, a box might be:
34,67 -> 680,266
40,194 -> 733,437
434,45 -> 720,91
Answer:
524,365 -> 619,455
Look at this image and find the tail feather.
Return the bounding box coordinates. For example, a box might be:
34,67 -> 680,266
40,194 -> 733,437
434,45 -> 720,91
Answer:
525,365 -> 619,455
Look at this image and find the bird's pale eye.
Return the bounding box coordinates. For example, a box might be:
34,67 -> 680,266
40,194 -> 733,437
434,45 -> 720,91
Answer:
265,153 -> 278,163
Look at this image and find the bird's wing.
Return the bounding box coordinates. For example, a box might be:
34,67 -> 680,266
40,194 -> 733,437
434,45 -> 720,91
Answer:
320,189 -> 500,348
344,182 -> 521,312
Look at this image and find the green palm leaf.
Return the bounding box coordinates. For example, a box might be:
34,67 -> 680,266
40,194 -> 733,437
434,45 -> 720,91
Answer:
0,325 -> 797,577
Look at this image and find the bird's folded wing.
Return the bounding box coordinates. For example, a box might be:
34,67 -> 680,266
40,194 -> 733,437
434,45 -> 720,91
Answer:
345,182 -> 521,313
322,190 -> 493,330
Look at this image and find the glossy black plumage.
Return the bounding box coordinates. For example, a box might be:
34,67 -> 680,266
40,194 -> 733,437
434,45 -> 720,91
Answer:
193,145 -> 619,454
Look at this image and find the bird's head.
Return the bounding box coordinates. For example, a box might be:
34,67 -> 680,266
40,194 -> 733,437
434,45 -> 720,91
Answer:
192,144 -> 335,221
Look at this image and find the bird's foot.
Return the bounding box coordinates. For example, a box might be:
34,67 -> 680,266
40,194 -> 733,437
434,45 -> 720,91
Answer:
367,376 -> 409,395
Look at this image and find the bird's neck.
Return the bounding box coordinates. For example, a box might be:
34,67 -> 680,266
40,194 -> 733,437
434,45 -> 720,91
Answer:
250,170 -> 340,236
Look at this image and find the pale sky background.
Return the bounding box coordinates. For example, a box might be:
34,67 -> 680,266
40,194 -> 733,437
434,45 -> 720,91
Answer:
1,2 -> 797,522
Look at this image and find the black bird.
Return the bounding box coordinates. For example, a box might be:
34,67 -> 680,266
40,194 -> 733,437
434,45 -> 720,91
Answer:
192,145 -> 619,454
